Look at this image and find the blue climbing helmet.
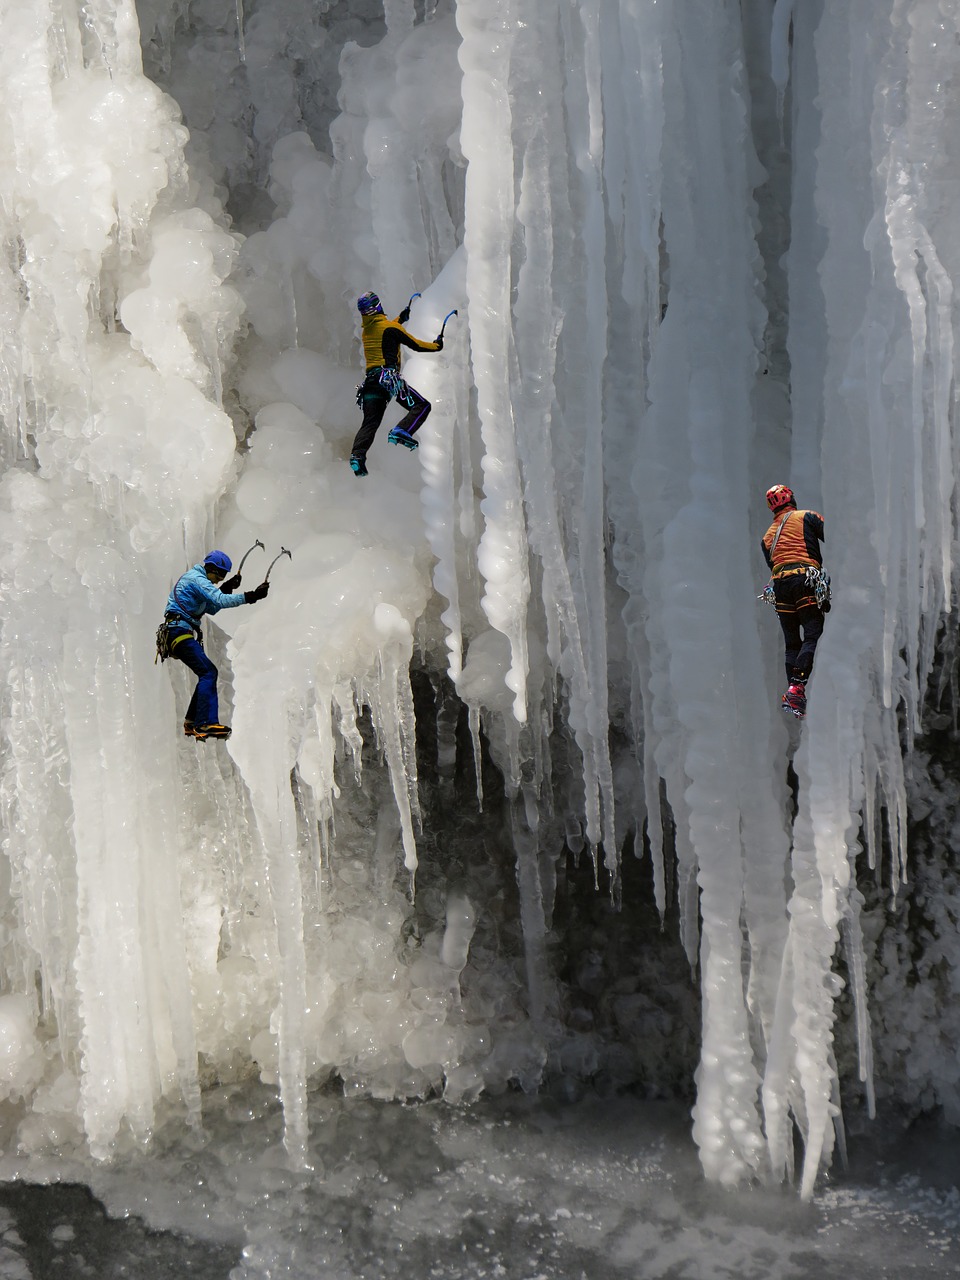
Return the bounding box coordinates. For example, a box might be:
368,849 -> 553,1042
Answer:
357,291 -> 383,316
204,550 -> 232,574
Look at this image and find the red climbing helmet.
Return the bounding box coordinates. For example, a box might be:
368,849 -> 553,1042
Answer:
766,484 -> 796,513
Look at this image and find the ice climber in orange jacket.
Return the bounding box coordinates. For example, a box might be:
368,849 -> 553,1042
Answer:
761,484 -> 827,719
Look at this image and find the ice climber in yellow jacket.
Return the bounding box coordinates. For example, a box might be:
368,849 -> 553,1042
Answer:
350,292 -> 444,477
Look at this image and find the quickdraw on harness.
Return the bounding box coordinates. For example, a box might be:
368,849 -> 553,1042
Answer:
356,365 -> 407,406
805,565 -> 832,610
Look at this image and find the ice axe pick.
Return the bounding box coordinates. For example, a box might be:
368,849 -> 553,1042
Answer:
265,546 -> 292,580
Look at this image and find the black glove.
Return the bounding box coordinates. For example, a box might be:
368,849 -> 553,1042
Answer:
433,334 -> 444,350
398,306 -> 411,324
245,581 -> 270,603
222,574 -> 242,593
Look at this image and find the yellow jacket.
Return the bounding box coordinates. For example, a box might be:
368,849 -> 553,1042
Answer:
362,312 -> 441,371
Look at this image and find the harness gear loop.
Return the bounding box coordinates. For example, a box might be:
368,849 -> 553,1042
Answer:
805,566 -> 832,610
359,366 -> 407,401
156,616 -> 203,663
378,367 -> 404,397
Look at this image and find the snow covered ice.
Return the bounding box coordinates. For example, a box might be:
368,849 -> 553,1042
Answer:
0,0 -> 959,1271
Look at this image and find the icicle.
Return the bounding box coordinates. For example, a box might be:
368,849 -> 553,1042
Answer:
235,0 -> 246,64
769,0 -> 795,120
228,704 -> 311,1168
468,706 -> 484,812
369,605 -> 420,877
509,799 -> 556,1027
842,894 -> 876,1119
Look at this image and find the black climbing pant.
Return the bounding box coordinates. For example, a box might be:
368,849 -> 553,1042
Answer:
351,369 -> 431,462
774,573 -> 825,682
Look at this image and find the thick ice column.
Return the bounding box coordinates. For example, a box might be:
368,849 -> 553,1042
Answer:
553,0 -> 617,863
634,1 -> 779,1184
768,0 -> 960,1194
782,0 -> 827,497
404,251 -> 468,684
228,697 -> 310,1165
455,0 -> 620,873
0,0 -> 243,1154
456,0 -> 531,725
334,9 -> 462,305
601,0 -> 667,903
67,607 -> 205,1153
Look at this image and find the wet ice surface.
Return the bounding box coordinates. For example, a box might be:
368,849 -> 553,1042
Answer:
0,1181 -> 237,1278
0,1089 -> 957,1279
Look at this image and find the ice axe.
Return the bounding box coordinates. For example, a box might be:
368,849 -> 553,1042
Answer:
265,546 -> 292,580
237,538 -> 265,574
398,292 -> 421,324
439,309 -> 458,339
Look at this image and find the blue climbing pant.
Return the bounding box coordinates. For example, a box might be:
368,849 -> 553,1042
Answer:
173,635 -> 220,727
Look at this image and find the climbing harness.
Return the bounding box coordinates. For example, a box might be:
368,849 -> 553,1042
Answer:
356,366 -> 406,404
155,619 -> 200,663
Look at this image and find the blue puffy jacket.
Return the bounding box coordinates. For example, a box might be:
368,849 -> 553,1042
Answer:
165,565 -> 248,627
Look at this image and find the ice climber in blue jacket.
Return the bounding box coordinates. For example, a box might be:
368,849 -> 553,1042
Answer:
158,550 -> 269,741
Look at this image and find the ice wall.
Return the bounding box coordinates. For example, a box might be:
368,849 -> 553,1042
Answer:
0,0 -> 958,1200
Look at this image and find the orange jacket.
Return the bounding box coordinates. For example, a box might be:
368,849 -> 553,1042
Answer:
761,508 -> 825,577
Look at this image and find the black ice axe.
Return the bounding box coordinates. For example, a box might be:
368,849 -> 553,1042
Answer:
237,538 -> 265,574
265,546 -> 292,580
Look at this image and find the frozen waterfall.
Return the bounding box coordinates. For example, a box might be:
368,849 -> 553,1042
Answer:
0,0 -> 958,1202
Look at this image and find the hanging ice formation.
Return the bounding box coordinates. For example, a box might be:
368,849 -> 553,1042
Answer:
0,0 -> 957,1197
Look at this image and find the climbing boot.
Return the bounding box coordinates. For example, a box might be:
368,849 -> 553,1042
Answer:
388,428 -> 418,451
349,456 -> 368,477
781,683 -> 807,719
194,723 -> 232,741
